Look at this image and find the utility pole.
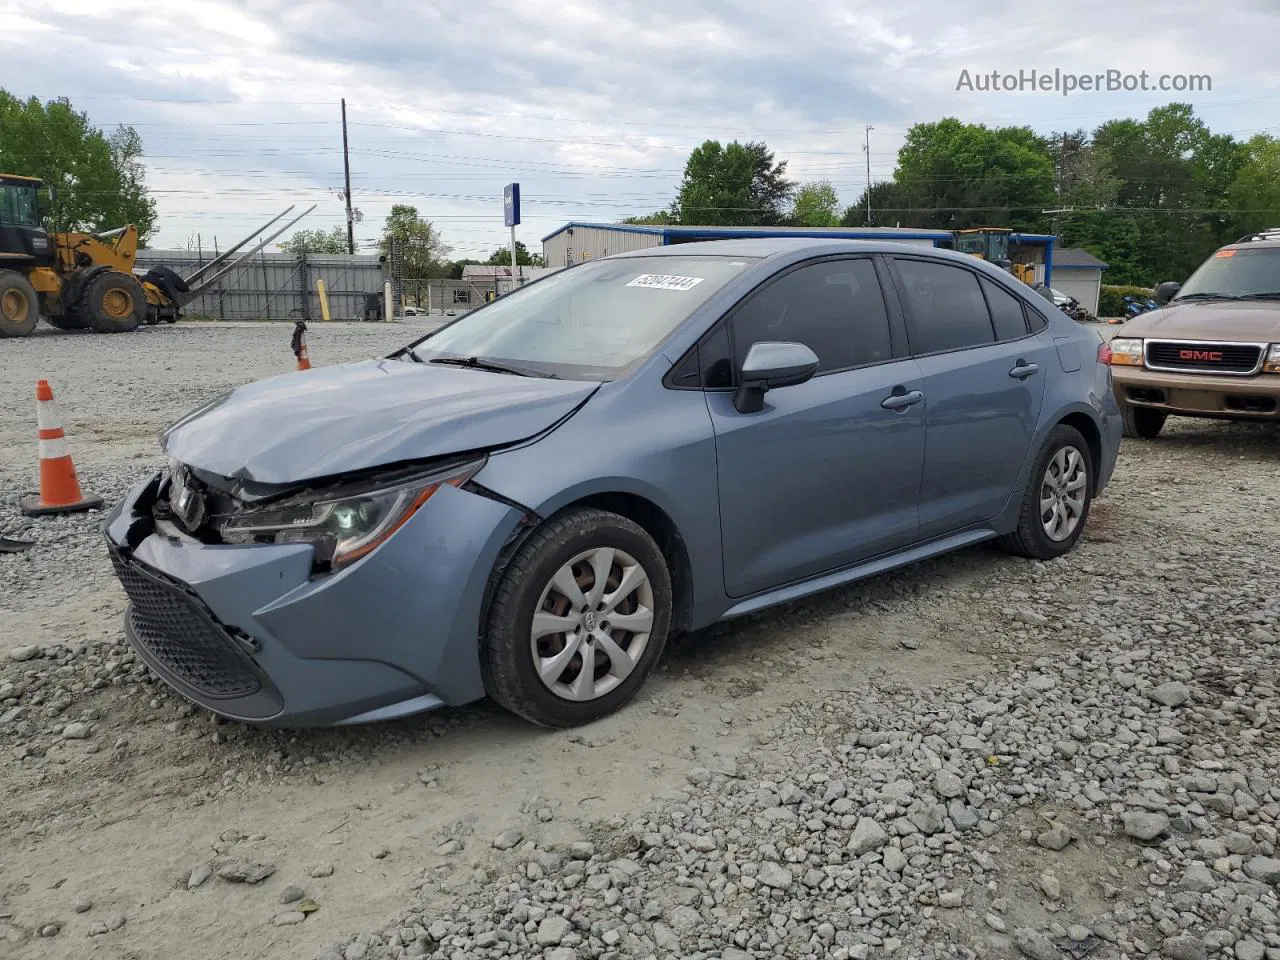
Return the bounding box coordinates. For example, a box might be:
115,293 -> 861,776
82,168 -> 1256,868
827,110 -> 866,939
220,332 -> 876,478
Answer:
863,125 -> 874,226
341,98 -> 355,255
1054,132 -> 1068,242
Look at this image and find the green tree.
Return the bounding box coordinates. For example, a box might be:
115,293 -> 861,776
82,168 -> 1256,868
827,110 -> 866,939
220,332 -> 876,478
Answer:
380,205 -> 453,278
1228,135 -> 1280,237
673,140 -> 794,226
841,182 -> 910,227
484,241 -> 544,266
279,226 -> 350,255
891,118 -> 1055,231
622,210 -> 676,225
789,181 -> 840,226
0,91 -> 157,242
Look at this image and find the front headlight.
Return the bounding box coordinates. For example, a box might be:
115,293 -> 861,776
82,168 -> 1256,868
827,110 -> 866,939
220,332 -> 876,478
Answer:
1107,337 -> 1144,366
1264,344 -> 1280,374
218,458 -> 485,569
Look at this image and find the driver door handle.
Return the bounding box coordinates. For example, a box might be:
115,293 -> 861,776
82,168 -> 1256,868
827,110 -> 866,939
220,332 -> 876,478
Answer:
881,389 -> 924,411
1009,361 -> 1039,380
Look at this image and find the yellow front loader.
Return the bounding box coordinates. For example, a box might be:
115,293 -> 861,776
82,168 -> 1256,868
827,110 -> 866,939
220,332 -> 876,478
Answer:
0,173 -> 312,338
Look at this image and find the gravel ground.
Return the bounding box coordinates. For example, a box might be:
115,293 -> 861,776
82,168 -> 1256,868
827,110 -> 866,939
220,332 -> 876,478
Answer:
2,321 -> 1280,960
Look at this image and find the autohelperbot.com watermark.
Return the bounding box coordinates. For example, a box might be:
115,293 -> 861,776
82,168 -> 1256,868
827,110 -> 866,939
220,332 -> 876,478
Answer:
956,68 -> 1212,96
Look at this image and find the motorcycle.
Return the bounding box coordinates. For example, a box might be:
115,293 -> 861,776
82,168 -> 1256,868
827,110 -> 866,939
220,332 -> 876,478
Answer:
1123,293 -> 1161,319
1032,284 -> 1095,322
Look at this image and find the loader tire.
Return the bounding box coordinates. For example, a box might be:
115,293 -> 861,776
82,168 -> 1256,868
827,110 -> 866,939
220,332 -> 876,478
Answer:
46,309 -> 89,331
0,270 -> 39,338
82,270 -> 146,333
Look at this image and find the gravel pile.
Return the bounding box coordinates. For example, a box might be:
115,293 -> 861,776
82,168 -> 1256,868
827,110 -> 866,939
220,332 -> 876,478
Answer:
3,324 -> 1280,960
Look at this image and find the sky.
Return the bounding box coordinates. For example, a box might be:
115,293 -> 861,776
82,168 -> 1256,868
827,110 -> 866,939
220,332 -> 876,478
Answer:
3,0 -> 1278,262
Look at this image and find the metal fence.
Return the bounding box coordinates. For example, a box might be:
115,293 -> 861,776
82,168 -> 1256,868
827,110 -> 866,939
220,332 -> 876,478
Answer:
400,277 -> 546,315
134,250 -> 388,321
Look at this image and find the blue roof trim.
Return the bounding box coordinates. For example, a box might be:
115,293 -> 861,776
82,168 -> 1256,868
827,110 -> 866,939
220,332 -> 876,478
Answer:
540,221 -> 665,243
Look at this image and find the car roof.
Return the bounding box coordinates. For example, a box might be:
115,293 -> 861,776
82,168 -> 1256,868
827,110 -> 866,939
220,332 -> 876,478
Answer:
609,236 -> 990,266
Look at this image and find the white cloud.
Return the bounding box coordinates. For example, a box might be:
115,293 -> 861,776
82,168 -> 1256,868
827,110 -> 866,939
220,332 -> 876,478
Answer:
2,0 -> 1274,254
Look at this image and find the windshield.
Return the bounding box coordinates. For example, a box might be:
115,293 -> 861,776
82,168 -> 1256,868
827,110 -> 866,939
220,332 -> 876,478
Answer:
1177,247 -> 1280,299
0,183 -> 40,228
409,255 -> 756,380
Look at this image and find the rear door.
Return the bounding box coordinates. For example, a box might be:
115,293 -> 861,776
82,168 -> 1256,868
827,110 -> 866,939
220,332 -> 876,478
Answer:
702,256 -> 927,598
886,257 -> 1054,539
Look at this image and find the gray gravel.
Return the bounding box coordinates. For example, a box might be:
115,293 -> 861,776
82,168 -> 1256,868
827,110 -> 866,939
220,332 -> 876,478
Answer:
3,322 -> 1280,960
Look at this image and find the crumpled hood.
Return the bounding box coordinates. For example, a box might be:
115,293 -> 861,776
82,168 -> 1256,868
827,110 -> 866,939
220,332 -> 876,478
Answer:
161,358 -> 599,484
1119,300 -> 1280,342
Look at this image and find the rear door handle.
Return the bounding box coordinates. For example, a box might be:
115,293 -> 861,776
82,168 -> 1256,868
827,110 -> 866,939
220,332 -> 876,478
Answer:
881,389 -> 924,411
1009,362 -> 1039,379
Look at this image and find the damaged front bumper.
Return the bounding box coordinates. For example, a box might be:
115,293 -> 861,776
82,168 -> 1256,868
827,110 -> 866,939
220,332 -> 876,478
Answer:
103,469 -> 525,727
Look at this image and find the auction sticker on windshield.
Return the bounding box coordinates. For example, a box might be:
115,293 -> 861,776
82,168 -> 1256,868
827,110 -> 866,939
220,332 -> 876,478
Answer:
626,274 -> 705,291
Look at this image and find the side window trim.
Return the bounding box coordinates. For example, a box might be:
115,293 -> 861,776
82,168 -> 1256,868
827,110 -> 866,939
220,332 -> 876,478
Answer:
978,275 -> 1039,343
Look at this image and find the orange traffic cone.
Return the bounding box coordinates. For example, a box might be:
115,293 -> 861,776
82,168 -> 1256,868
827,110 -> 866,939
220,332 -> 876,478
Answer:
21,380 -> 103,516
292,320 -> 311,370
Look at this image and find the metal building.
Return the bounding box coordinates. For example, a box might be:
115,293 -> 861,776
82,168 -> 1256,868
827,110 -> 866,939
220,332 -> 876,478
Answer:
541,223 -> 1059,285
133,250 -> 386,321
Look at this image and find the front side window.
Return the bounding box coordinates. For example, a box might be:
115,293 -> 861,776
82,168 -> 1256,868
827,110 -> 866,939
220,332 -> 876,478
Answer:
1177,247 -> 1280,300
730,259 -> 893,374
0,183 -> 40,228
893,259 -> 996,354
410,255 -> 755,380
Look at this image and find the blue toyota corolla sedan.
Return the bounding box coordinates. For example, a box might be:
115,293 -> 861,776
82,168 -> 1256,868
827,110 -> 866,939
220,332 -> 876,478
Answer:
104,239 -> 1121,728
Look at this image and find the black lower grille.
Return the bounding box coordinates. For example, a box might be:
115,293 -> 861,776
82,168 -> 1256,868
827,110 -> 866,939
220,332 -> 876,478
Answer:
1146,341 -> 1262,374
110,550 -> 261,699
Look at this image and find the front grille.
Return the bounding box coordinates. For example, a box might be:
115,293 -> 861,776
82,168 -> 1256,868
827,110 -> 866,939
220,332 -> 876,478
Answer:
1146,340 -> 1263,375
110,550 -> 261,699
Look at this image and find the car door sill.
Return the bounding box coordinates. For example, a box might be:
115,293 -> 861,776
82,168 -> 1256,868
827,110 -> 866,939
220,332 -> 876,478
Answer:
720,527 -> 998,620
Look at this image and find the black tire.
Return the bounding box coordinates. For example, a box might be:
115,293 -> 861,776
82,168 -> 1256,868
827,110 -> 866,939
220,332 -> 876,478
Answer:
482,507 -> 672,728
0,270 -> 39,338
46,309 -> 89,331
82,269 -> 146,333
1121,404 -> 1166,439
998,424 -> 1094,561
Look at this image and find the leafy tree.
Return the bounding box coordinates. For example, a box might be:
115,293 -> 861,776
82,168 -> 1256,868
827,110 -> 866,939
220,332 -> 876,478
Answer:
789,181 -> 840,226
279,226 -> 350,255
379,205 -> 453,278
673,140 -> 793,226
0,91 -> 157,242
622,210 -> 676,225
890,118 -> 1055,231
484,241 -> 544,266
841,182 -> 910,227
1228,135 -> 1280,237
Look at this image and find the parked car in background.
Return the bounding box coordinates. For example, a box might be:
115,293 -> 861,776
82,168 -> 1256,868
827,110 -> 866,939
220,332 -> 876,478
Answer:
105,239 -> 1121,729
1106,228 -> 1280,438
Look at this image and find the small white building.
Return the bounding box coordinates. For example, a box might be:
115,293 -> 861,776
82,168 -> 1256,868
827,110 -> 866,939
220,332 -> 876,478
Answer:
1049,248 -> 1108,316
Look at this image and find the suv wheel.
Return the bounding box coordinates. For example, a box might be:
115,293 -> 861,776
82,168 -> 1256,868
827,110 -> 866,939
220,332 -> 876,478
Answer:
998,424 -> 1094,560
482,507 -> 671,727
1121,404 -> 1166,439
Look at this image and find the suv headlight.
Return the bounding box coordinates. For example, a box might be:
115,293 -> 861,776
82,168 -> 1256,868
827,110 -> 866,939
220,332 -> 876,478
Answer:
1107,337 -> 1144,366
218,457 -> 485,569
1265,345 -> 1280,374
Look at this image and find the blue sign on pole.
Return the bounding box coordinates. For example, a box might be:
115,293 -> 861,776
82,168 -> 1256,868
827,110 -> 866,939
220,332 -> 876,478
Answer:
503,183 -> 521,227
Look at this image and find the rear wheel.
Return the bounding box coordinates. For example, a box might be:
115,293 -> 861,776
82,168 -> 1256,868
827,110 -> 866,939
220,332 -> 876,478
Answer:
482,508 -> 672,727
1121,404 -> 1166,439
82,270 -> 146,333
0,270 -> 39,338
998,424 -> 1094,560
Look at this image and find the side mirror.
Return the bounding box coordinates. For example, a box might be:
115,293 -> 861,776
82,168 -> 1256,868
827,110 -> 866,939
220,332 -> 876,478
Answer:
1154,281 -> 1181,304
733,341 -> 819,414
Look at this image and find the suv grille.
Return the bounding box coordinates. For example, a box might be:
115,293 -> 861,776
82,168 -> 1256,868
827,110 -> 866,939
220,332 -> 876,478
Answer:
1146,340 -> 1263,375
110,549 -> 262,699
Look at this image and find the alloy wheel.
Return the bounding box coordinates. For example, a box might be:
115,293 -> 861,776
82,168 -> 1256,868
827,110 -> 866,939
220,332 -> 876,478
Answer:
529,546 -> 655,702
1040,445 -> 1088,542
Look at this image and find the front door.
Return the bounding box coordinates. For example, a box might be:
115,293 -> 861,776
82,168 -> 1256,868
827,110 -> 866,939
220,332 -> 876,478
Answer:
706,257 -> 927,598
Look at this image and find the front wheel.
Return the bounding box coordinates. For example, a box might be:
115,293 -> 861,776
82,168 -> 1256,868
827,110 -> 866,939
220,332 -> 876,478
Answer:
998,425 -> 1094,560
0,270 -> 39,338
1121,404 -> 1166,439
82,270 -> 146,333
482,507 -> 672,727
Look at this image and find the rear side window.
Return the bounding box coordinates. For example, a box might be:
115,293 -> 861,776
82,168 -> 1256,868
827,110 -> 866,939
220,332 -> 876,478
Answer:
893,259 -> 995,354
731,259 -> 892,374
981,278 -> 1031,341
